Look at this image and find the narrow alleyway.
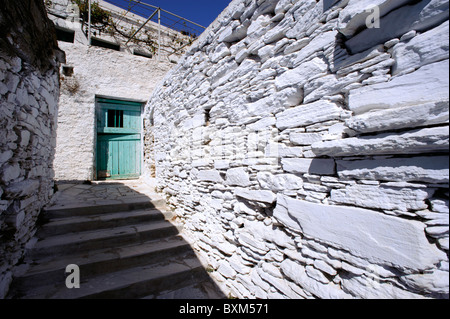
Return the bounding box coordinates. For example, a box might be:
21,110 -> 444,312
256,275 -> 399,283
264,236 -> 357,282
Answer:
7,180 -> 225,299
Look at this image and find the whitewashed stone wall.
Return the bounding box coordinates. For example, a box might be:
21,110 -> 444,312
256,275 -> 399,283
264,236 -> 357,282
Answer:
0,0 -> 63,298
145,0 -> 449,299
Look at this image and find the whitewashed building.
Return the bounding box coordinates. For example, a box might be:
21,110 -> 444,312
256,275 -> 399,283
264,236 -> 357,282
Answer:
46,0 -> 200,181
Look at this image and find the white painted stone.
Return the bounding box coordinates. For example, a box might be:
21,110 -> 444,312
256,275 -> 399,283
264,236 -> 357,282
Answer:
192,159 -> 211,168
337,156 -> 449,184
438,237 -> 449,251
282,158 -> 335,175
306,265 -> 329,284
341,274 -> 425,299
210,43 -> 231,63
0,150 -> 13,165
228,255 -> 251,275
275,195 -> 446,272
330,184 -> 434,211
274,0 -> 293,15
430,199 -> 449,214
219,23 -> 249,43
218,260 -> 237,279
271,143 -> 303,158
280,259 -> 352,299
251,269 -> 271,292
263,24 -> 290,44
346,101 -> 449,133
257,265 -> 302,298
348,60 -> 449,115
5,73 -> 20,93
273,87 -> 304,109
392,21 -> 449,75
296,32 -> 337,66
234,202 -> 258,216
312,126 -> 450,157
275,57 -> 328,90
400,30 -> 417,42
4,180 -> 40,198
230,40 -> 247,57
425,226 -> 449,239
0,82 -> 8,95
284,38 -> 310,55
244,93 -> 293,118
424,213 -> 449,227
197,170 -> 223,183
276,100 -> 342,130
215,240 -> 237,256
15,87 -> 29,107
314,259 -> 338,277
246,14 -> 272,44
285,0 -> 322,39
257,172 -> 304,191
1,163 -> 21,183
235,187 -> 277,204
290,132 -> 323,146
247,117 -> 276,131
214,160 -> 230,170
20,130 -> 31,147
235,48 -> 249,63
400,270 -> 449,295
304,71 -> 367,104
210,60 -> 238,86
226,168 -> 251,187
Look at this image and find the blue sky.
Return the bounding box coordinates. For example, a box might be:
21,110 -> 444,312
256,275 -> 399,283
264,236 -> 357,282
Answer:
105,0 -> 233,30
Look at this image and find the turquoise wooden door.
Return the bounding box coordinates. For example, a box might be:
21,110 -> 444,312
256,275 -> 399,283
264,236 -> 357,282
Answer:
96,98 -> 142,180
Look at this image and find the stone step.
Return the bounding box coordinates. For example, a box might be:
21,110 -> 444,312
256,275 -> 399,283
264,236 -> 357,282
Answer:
43,196 -> 168,219
38,209 -> 174,238
29,220 -> 180,259
18,256 -> 210,299
8,183 -> 225,299
149,281 -> 225,299
12,236 -> 193,295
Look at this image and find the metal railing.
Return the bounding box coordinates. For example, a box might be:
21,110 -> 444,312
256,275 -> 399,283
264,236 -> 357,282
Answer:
103,0 -> 206,60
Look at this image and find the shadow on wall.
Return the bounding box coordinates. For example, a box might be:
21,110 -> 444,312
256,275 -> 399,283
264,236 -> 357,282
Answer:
342,0 -> 449,55
323,0 -> 341,12
7,181 -> 226,299
0,0 -> 65,299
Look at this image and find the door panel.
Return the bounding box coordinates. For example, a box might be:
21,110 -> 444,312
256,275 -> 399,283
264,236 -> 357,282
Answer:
97,135 -> 141,179
96,98 -> 142,180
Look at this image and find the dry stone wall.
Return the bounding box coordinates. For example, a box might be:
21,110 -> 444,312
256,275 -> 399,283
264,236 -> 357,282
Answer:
0,0 -> 63,298
145,0 -> 449,299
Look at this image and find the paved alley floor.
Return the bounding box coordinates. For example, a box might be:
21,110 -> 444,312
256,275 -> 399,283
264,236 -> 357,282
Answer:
47,179 -> 164,211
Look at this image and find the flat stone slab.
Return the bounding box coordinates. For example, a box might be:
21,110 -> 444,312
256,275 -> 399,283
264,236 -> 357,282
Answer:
274,194 -> 447,272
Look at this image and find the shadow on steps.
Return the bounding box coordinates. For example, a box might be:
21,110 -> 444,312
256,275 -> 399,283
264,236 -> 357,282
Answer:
7,181 -> 227,300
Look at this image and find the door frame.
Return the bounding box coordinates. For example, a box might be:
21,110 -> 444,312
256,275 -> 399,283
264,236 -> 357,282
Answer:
94,95 -> 145,181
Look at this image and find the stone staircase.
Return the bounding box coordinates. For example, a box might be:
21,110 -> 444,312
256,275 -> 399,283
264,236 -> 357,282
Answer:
7,189 -> 224,299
